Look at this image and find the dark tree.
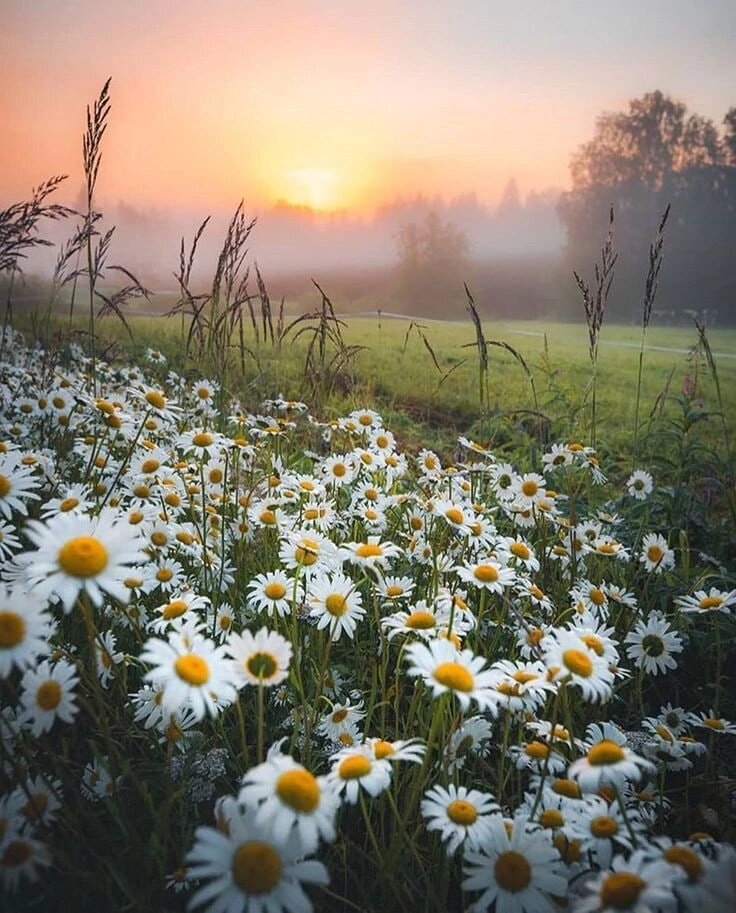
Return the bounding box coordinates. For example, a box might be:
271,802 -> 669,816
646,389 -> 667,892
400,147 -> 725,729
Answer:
558,91 -> 736,323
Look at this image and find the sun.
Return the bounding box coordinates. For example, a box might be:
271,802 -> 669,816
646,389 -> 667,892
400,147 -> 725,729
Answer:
281,168 -> 340,211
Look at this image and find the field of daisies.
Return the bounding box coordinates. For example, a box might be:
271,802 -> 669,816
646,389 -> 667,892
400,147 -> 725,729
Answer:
1,324 -> 734,913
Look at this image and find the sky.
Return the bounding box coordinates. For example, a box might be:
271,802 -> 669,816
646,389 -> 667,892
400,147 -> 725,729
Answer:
2,0 -> 735,217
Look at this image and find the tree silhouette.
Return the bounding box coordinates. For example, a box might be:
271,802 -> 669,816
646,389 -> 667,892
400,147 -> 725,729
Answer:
559,91 -> 736,323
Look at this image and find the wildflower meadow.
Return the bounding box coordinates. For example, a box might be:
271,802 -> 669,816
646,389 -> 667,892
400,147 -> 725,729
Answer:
0,318 -> 734,912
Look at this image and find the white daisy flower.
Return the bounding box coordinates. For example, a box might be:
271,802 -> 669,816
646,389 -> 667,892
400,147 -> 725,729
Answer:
421,783 -> 499,855
625,612 -> 683,676
279,528 -> 343,578
639,533 -> 675,574
24,509 -> 145,612
0,585 -> 52,677
0,454 -> 41,519
627,470 -> 654,500
140,624 -> 238,721
404,638 -> 500,713
544,629 -> 615,703
675,587 -> 735,615
247,570 -> 303,618
571,849 -> 680,913
307,572 -> 365,641
239,751 -> 340,851
0,832 -> 51,892
326,745 -> 392,804
456,558 -> 516,594
227,627 -> 292,688
568,723 -> 655,793
462,811 -> 567,913
19,659 -> 79,737
567,793 -> 646,867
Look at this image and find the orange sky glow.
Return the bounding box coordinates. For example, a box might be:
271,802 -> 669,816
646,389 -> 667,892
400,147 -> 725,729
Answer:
2,1 -> 735,217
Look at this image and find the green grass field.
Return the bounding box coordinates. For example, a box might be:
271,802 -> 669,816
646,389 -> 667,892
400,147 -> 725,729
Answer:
75,309 -> 736,462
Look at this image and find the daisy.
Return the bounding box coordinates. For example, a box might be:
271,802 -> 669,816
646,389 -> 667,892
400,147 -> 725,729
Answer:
318,700 -> 366,742
19,659 -> 79,737
140,624 -> 238,721
176,428 -> 223,460
513,472 -> 548,508
381,601 -> 451,642
227,627 -> 292,688
80,757 -> 120,800
239,751 -> 340,851
0,585 -> 52,677
24,509 -> 145,612
247,571 -> 303,618
307,572 -> 365,641
364,736 -> 425,763
627,470 -> 654,500
15,774 -> 62,828
95,630 -> 124,687
375,574 -> 415,603
404,638 -> 499,712
149,591 -> 211,634
39,483 -> 94,520
279,528 -> 343,578
462,812 -> 567,913
0,833 -> 51,892
675,587 -> 735,615
543,629 -> 615,703
625,612 -> 683,676
0,454 -> 41,519
321,453 -> 357,487
326,745 -> 392,804
456,558 -> 516,594
571,849 -> 679,913
688,709 -> 736,735
421,783 -> 499,856
568,723 -> 655,793
639,533 -> 675,574
445,715 -> 494,772
342,536 -> 403,571
567,794 -> 645,867
486,659 -> 555,713
498,536 -> 540,572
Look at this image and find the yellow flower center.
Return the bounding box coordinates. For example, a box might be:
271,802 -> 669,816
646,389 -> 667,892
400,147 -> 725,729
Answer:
151,531 -> 168,547
355,543 -> 382,559
0,611 -> 25,648
209,469 -> 223,484
36,680 -> 62,711
275,769 -> 320,813
156,568 -> 174,582
385,585 -> 404,598
524,741 -> 549,759
264,582 -> 287,600
521,480 -> 539,497
303,508 -> 319,521
588,740 -> 626,765
699,595 -> 723,610
663,845 -> 703,880
331,708 -> 349,723
433,661 -> 474,692
162,599 -> 189,620
581,634 -> 605,657
513,670 -> 538,684
562,648 -> 593,678
145,390 -> 166,410
702,717 -> 725,731
551,778 -> 581,799
553,834 -> 583,863
129,511 -> 144,524
591,816 -> 619,838
1,838 -> 33,868
600,872 -> 645,908
325,594 -> 347,617
494,850 -> 532,892
540,809 -> 564,829
445,508 -> 464,525
60,497 -> 79,512
332,463 -> 347,477
405,611 -> 436,630
174,654 -> 209,686
197,387 -> 210,399
0,475 -> 10,498
589,587 -> 606,605
446,800 -> 477,825
473,564 -> 499,583
647,545 -> 664,563
597,543 -> 617,554
373,740 -> 395,759
295,539 -> 319,566
141,459 -> 160,474
510,542 -> 531,560
134,484 -> 151,499
259,509 -> 277,525
58,536 -> 108,578
232,841 -> 282,895
246,652 -> 278,679
192,432 -> 213,448
338,755 -> 372,779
